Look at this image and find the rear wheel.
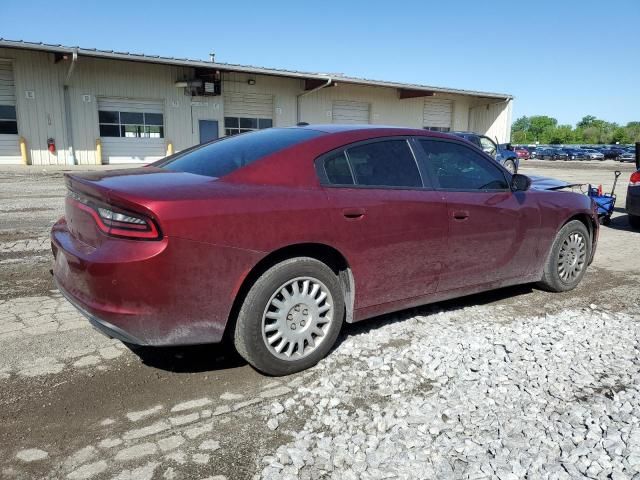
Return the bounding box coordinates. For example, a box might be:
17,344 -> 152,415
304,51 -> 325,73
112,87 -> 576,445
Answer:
630,214 -> 640,230
503,159 -> 516,174
538,220 -> 591,292
233,257 -> 344,376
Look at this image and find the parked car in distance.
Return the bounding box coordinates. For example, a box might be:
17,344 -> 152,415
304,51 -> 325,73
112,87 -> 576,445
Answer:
582,149 -> 605,161
627,170 -> 640,229
535,147 -> 554,160
603,147 -> 626,160
449,131 -> 519,173
551,148 -> 569,161
536,147 -> 568,161
563,148 -> 588,161
51,125 -> 599,375
515,147 -> 530,160
618,150 -> 636,163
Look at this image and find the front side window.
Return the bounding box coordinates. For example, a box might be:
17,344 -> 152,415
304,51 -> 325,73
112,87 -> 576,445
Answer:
418,139 -> 509,191
98,111 -> 164,138
0,105 -> 18,135
479,136 -> 497,157
155,128 -> 323,178
224,117 -> 272,136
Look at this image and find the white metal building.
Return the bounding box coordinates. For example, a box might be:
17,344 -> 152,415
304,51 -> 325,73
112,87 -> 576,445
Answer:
0,39 -> 513,166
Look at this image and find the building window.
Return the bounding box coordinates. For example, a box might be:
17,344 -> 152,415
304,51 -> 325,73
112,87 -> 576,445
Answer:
98,111 -> 164,138
0,105 -> 18,135
424,126 -> 450,133
224,117 -> 272,136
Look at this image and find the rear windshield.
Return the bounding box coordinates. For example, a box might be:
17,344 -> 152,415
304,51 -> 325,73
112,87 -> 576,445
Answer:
154,128 -> 323,178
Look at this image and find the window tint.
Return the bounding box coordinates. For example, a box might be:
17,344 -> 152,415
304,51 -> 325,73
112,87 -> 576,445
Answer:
155,128 -> 323,178
324,152 -> 354,185
419,140 -> 509,191
346,140 -> 422,188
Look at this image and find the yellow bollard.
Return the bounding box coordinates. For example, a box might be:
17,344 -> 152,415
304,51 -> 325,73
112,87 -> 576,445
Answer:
166,142 -> 174,156
19,136 -> 28,165
95,139 -> 102,164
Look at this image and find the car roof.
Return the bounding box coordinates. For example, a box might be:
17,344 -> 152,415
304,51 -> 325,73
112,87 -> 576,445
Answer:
287,124 -> 460,141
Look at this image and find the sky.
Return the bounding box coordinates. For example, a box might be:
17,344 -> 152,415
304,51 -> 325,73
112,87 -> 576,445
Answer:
2,0 -> 639,126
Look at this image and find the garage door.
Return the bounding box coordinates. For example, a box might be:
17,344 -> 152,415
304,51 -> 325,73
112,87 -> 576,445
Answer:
423,98 -> 452,131
332,101 -> 370,124
223,93 -> 273,136
0,59 -> 21,165
97,98 -> 165,164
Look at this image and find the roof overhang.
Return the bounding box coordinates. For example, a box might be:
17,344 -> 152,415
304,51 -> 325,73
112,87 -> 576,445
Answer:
0,39 -> 513,101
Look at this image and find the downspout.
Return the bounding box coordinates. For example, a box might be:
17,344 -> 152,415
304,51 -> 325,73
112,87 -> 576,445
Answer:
296,77 -> 332,124
63,49 -> 78,165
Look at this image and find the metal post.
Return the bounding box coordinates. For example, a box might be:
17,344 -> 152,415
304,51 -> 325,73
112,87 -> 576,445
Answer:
636,142 -> 639,170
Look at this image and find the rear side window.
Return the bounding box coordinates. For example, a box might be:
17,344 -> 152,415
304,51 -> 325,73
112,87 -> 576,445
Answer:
418,139 -> 509,191
155,128 -> 323,178
324,152 -> 354,185
345,140 -> 422,188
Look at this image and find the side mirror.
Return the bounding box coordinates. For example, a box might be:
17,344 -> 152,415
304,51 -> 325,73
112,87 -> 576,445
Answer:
511,173 -> 531,192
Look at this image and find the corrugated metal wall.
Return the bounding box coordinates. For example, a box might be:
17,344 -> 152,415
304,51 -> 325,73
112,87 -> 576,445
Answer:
469,99 -> 512,143
0,48 -> 69,165
298,83 -> 473,132
0,47 -> 512,165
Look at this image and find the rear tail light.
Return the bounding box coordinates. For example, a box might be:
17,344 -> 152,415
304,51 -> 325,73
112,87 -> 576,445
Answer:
630,171 -> 640,186
68,190 -> 161,240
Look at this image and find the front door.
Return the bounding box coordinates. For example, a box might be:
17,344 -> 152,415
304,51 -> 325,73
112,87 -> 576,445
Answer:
199,120 -> 219,144
415,137 -> 537,291
320,138 -> 449,310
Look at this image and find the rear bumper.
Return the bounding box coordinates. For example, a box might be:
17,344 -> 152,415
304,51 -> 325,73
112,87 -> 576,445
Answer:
51,219 -> 263,346
56,278 -> 146,344
627,186 -> 640,216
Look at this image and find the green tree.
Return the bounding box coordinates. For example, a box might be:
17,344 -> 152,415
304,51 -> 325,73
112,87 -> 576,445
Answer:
528,116 -> 558,142
548,125 -> 574,145
577,115 -> 598,129
611,127 -> 631,144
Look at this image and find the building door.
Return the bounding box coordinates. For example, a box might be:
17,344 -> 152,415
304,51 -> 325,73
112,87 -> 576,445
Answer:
0,59 -> 21,165
332,100 -> 370,124
199,120 -> 219,143
223,93 -> 273,136
97,98 -> 165,164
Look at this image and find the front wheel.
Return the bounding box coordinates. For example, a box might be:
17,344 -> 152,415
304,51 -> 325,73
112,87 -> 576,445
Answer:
630,214 -> 640,230
538,220 -> 591,292
233,257 -> 345,376
503,159 -> 516,174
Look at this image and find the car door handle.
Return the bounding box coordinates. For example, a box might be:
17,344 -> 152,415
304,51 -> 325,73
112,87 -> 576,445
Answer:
342,207 -> 365,219
452,210 -> 469,220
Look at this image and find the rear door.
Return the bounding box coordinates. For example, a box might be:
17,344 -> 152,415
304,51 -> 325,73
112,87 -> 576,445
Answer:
415,138 -> 539,291
318,138 -> 448,310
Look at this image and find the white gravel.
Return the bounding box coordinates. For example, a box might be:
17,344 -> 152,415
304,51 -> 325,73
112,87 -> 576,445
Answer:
258,305 -> 640,479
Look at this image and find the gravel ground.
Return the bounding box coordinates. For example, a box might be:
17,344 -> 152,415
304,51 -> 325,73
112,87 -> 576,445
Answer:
0,160 -> 639,479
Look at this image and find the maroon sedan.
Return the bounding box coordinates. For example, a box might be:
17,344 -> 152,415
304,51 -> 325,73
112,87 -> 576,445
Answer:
51,126 -> 598,375
515,147 -> 531,160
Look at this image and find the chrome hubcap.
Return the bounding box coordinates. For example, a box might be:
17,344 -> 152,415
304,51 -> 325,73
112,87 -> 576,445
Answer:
558,232 -> 586,282
262,277 -> 334,360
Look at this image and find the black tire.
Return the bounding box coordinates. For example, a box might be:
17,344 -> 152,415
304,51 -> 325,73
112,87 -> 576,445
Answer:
503,159 -> 516,174
538,220 -> 591,293
630,214 -> 640,230
233,257 -> 345,376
